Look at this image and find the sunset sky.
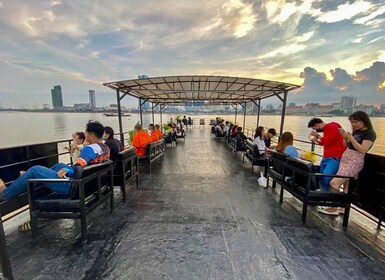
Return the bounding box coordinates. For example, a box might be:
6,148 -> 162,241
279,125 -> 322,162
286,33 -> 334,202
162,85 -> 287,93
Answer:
0,0 -> 385,108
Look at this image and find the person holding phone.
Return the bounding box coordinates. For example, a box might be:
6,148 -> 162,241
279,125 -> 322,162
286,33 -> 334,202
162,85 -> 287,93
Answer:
317,111 -> 377,215
307,118 -> 346,193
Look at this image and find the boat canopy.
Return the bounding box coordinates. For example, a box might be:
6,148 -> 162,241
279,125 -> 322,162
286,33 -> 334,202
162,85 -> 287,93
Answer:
103,75 -> 300,105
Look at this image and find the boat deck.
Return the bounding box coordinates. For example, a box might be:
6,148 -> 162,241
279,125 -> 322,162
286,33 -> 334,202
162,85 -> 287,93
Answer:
4,127 -> 385,279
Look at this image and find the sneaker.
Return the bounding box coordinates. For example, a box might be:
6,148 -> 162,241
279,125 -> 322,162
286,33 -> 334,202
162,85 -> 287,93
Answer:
318,207 -> 339,216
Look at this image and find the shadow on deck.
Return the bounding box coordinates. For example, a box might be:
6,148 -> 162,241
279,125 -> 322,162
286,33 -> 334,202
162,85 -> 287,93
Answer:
3,127 -> 385,279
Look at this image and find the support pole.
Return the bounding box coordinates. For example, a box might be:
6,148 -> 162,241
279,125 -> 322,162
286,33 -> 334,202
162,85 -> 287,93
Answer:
152,103 -> 155,124
279,91 -> 288,138
243,102 -> 246,130
139,98 -> 143,125
0,216 -> 14,280
257,99 -> 261,127
116,90 -> 124,145
235,104 -> 238,124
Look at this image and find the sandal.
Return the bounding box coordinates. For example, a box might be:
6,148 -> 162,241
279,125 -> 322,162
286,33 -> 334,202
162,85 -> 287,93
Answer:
18,221 -> 32,232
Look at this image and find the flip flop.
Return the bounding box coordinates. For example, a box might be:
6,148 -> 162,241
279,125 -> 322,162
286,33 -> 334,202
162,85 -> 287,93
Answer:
18,221 -> 32,232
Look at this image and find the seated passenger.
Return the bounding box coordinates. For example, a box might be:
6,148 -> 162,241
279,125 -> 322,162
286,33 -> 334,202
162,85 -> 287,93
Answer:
264,128 -> 277,149
132,123 -> 152,156
275,131 -> 298,158
253,126 -> 266,156
230,125 -> 239,137
64,131 -> 85,162
148,124 -> 160,142
103,126 -> 123,161
0,121 -> 110,201
153,124 -> 163,139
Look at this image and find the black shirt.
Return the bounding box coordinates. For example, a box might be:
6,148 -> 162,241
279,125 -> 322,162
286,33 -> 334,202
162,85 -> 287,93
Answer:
105,138 -> 123,161
348,128 -> 376,151
264,138 -> 271,148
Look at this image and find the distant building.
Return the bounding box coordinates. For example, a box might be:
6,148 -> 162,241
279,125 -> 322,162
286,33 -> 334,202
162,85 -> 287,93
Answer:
331,103 -> 342,110
286,105 -> 307,114
341,96 -> 356,113
89,90 -> 96,108
51,85 -> 63,108
42,104 -> 50,110
138,75 -> 149,80
354,104 -> 375,115
74,103 -> 91,111
289,102 -> 296,106
381,104 -> 385,113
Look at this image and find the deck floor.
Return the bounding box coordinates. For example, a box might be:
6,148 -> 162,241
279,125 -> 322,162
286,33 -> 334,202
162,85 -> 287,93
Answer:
4,127 -> 385,279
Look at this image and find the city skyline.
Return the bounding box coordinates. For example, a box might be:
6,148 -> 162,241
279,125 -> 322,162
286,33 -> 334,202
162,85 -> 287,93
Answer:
1,0 -> 385,108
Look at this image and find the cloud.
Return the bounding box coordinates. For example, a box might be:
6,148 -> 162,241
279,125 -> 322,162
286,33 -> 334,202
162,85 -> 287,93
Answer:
315,0 -> 373,23
292,61 -> 385,104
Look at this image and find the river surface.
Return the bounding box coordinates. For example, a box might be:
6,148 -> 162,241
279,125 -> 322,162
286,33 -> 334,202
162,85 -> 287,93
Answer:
1,112 -> 384,155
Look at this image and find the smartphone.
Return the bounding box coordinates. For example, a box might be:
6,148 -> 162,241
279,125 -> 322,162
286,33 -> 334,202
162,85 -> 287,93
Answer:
339,128 -> 346,134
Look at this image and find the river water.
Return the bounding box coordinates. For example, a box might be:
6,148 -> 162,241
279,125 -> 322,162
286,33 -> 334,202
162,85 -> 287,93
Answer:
1,111 -> 384,155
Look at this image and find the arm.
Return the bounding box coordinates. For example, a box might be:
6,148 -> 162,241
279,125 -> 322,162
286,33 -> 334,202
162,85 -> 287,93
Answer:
344,132 -> 374,154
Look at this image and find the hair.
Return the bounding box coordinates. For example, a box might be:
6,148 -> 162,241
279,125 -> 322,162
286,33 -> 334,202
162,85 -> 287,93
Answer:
155,124 -> 160,129
231,125 -> 238,134
104,126 -> 115,140
75,132 -> 85,143
86,120 -> 104,139
254,126 -> 264,139
276,132 -> 294,153
148,124 -> 155,130
307,118 -> 323,128
134,123 -> 143,131
349,111 -> 373,130
237,126 -> 242,132
267,128 -> 276,136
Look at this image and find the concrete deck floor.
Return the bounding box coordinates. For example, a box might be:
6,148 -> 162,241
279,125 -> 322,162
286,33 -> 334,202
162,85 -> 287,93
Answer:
3,127 -> 385,280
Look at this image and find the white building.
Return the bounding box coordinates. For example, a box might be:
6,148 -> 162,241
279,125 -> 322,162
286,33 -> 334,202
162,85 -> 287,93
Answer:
89,90 -> 96,108
341,96 -> 356,113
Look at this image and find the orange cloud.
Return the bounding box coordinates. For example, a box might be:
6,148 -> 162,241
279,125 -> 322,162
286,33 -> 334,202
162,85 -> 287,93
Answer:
378,80 -> 385,90
338,86 -> 348,91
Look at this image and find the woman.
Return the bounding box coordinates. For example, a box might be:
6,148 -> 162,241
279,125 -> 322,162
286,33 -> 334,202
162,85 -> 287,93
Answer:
253,126 -> 266,156
276,131 -> 298,158
320,111 -> 376,216
103,126 -> 124,161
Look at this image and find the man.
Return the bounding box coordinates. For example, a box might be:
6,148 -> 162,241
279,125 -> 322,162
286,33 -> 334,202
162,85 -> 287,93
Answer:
0,120 -> 110,201
132,123 -> 152,156
308,118 -> 346,192
264,128 -> 276,148
148,124 -> 160,142
182,116 -> 188,128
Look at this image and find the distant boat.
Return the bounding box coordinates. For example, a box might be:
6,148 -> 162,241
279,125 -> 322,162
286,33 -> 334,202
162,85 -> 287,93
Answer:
103,112 -> 131,117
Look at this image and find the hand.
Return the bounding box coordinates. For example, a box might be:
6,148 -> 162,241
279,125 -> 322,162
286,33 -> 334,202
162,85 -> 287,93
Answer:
339,129 -> 350,140
310,130 -> 319,137
57,169 -> 67,178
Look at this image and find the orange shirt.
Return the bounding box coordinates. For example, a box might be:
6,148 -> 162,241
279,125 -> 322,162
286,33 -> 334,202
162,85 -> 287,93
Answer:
132,130 -> 152,156
151,129 -> 162,141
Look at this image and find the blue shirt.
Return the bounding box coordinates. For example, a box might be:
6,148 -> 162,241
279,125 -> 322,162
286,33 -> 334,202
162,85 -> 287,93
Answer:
284,145 -> 299,158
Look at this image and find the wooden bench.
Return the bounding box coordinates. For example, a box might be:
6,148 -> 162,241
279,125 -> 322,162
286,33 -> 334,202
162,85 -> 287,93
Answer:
352,153 -> 385,229
229,137 -> 246,156
113,148 -> 139,202
282,157 -> 354,226
138,140 -> 165,173
176,129 -> 186,142
164,132 -> 176,147
27,160 -> 114,242
242,140 -> 268,175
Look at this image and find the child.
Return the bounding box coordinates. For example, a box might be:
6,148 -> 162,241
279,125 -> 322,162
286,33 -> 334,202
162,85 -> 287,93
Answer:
64,132 -> 85,162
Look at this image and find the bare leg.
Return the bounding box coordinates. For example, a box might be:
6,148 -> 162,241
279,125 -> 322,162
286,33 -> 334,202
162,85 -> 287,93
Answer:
0,179 -> 5,191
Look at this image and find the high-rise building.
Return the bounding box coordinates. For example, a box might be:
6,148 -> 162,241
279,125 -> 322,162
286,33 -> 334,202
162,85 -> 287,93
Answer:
51,85 -> 63,108
89,90 -> 96,108
138,75 -> 150,110
341,96 -> 356,113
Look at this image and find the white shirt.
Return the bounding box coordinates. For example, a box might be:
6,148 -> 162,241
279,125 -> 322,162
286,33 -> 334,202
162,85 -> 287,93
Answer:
252,136 -> 266,153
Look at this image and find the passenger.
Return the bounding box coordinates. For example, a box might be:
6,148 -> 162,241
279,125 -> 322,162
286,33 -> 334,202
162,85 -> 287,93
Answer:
215,121 -> 224,136
131,123 -> 152,157
182,115 -> 188,128
275,132 -> 298,158
103,126 -> 123,161
308,117 -> 346,192
0,120 -> 110,201
320,111 -> 377,216
223,121 -> 230,135
253,126 -> 266,156
148,124 -> 160,141
153,124 -> 163,139
187,117 -> 193,129
230,125 -> 238,137
64,131 -> 85,162
264,128 -> 277,149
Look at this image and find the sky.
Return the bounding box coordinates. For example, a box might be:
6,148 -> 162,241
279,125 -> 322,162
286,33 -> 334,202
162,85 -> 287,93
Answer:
0,0 -> 385,109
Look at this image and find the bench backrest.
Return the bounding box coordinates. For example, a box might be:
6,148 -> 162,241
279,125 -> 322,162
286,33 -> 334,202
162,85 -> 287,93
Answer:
68,160 -> 114,199
268,151 -> 288,175
144,140 -> 164,157
353,153 -> 385,218
245,140 -> 263,159
285,157 -> 315,192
